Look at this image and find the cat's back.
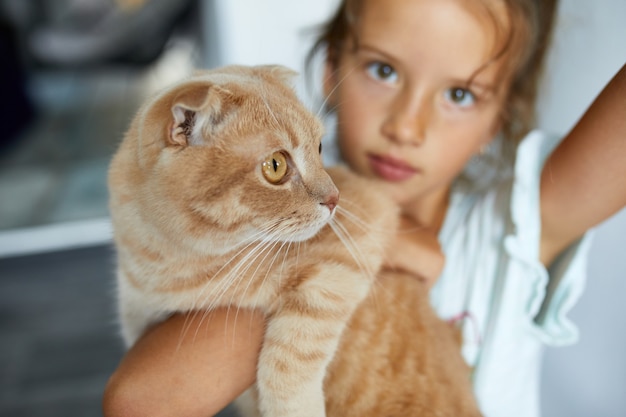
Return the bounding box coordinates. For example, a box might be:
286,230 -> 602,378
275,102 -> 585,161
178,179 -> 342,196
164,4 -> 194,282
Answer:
325,271 -> 482,417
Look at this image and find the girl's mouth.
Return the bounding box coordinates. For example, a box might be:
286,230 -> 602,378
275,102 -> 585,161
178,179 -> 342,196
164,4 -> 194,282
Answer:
368,154 -> 418,182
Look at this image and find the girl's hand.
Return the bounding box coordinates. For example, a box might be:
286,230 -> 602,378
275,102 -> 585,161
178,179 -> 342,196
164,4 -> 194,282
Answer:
382,215 -> 445,288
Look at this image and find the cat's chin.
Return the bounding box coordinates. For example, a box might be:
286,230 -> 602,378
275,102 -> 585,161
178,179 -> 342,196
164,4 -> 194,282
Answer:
284,221 -> 331,243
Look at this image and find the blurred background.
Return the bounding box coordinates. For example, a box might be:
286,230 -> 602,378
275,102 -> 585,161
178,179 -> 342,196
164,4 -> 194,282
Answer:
0,0 -> 624,416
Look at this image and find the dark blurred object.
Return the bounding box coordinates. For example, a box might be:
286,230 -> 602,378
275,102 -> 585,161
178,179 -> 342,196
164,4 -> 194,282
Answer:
0,18 -> 35,150
1,0 -> 198,69
0,245 -> 122,416
0,0 -> 199,151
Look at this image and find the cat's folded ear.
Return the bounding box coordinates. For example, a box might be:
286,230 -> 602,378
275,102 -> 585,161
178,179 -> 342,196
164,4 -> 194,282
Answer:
256,65 -> 298,88
169,82 -> 236,147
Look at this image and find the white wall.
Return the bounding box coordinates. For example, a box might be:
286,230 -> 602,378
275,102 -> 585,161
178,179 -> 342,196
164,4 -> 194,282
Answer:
201,1 -> 626,416
200,0 -> 338,76
199,0 -> 339,107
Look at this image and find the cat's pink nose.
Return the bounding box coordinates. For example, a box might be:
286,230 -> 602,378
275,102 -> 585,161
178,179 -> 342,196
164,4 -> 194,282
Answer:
322,192 -> 339,212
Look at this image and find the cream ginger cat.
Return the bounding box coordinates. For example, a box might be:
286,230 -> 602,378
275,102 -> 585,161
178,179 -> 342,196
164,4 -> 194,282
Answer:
108,65 -> 481,417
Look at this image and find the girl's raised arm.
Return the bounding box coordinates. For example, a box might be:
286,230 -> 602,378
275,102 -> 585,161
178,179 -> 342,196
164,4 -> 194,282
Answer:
540,63 -> 626,265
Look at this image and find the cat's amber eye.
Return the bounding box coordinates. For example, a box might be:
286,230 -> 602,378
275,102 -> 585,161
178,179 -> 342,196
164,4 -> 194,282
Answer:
262,151 -> 288,184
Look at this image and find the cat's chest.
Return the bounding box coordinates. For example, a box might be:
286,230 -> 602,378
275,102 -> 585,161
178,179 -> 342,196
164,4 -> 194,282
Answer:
128,249 -> 294,310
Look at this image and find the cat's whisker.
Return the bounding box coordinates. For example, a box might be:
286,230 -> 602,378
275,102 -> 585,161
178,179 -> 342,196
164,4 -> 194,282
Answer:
180,224 -> 287,343
189,222 -> 282,306
337,200 -> 397,235
364,270 -> 397,316
340,198 -> 426,235
205,221 -> 293,338
334,206 -> 371,233
336,206 -> 391,257
230,238 -> 285,323
315,63 -> 358,118
329,218 -> 376,283
236,239 -> 290,332
234,220 -> 303,315
213,239 -> 275,309
336,207 -> 419,297
334,215 -> 391,318
335,204 -> 407,273
187,238 -> 278,344
182,240 -> 262,314
336,201 -> 376,223
280,241 -> 294,277
259,90 -> 283,132
243,232 -> 292,299
297,241 -> 302,266
229,236 -> 296,345
329,216 -> 391,316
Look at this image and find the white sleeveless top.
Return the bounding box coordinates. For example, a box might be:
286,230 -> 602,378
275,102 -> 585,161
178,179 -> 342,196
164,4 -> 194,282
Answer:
431,130 -> 592,417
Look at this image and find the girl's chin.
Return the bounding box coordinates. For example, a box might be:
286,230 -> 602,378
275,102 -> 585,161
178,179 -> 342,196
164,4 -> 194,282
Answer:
385,185 -> 421,207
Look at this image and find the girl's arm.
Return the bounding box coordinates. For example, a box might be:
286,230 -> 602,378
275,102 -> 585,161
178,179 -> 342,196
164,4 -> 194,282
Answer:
540,63 -> 626,266
102,308 -> 264,417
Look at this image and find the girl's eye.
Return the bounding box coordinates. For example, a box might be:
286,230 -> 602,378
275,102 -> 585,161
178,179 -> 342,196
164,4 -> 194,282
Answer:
444,87 -> 476,108
262,151 -> 288,184
366,62 -> 398,83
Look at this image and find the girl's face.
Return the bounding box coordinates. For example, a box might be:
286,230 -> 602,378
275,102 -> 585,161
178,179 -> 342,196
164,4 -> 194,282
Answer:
325,0 -> 509,216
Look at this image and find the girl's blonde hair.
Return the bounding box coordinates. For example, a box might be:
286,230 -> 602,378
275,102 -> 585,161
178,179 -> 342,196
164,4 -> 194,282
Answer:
307,0 -> 559,144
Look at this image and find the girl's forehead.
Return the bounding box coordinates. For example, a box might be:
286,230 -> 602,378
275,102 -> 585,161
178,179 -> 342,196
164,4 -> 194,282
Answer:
355,0 -> 510,82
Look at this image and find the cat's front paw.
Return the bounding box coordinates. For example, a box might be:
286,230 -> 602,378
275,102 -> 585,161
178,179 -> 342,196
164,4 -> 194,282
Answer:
257,282 -> 363,417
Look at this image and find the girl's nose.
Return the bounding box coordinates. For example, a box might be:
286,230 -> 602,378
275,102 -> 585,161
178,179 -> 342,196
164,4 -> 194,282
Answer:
381,94 -> 429,146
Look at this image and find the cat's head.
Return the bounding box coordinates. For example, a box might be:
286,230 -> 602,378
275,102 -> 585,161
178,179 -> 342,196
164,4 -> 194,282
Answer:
109,65 -> 338,255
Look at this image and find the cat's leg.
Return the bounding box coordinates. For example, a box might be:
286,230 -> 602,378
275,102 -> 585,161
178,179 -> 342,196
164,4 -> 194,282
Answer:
256,264 -> 371,417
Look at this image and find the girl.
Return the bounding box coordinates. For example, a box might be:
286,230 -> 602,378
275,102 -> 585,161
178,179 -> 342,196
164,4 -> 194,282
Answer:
103,0 -> 626,416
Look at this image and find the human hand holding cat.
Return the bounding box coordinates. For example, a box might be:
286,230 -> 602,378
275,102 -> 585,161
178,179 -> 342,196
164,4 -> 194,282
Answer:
383,214 -> 445,288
